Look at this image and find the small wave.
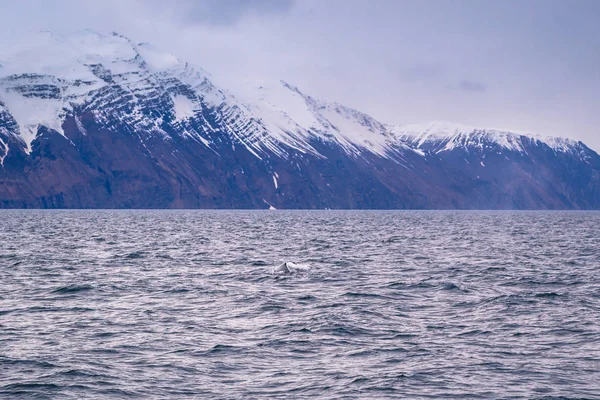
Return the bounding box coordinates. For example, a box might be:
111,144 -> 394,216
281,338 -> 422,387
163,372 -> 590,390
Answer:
440,282 -> 469,292
93,331 -> 118,338
51,284 -> 94,294
125,251 -> 145,259
294,327 -> 313,333
0,358 -> 58,369
260,303 -> 288,312
0,253 -> 17,259
319,325 -> 372,337
456,329 -> 492,337
534,292 -> 562,298
343,292 -> 384,299
59,369 -> 108,378
207,344 -> 238,354
2,382 -> 61,391
534,397 -> 594,400
297,295 -> 317,301
164,288 -> 190,293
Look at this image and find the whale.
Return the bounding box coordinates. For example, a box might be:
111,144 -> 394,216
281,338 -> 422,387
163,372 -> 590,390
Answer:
273,262 -> 310,274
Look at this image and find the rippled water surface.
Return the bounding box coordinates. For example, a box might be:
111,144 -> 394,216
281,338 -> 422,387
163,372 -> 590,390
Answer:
1,211 -> 600,399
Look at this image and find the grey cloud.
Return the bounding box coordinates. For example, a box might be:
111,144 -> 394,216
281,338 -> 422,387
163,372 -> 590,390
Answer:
457,80 -> 487,93
148,0 -> 295,25
397,64 -> 444,82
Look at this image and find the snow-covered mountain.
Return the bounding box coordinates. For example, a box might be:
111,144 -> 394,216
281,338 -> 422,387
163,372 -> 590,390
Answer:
390,121 -> 589,157
1,30 -> 599,209
0,30 -> 406,160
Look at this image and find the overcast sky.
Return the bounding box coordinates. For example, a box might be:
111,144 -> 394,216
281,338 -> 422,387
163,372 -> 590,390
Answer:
1,0 -> 599,150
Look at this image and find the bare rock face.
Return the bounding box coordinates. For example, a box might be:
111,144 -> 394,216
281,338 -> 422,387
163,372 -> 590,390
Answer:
0,31 -> 599,209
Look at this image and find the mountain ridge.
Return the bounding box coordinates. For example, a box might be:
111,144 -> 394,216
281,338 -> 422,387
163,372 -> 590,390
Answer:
0,30 -> 598,209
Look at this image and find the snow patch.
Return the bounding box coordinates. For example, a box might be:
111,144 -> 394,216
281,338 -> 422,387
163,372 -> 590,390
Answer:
318,103 -> 393,157
257,81 -> 320,129
171,95 -> 196,122
0,85 -> 65,153
263,199 -> 277,210
391,121 -> 581,155
75,115 -> 87,135
0,136 -> 7,166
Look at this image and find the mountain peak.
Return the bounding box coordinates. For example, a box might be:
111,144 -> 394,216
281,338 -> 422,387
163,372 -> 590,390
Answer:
390,120 -> 582,155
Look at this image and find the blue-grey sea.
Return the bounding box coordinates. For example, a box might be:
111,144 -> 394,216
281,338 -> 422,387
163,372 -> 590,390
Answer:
1,210 -> 599,399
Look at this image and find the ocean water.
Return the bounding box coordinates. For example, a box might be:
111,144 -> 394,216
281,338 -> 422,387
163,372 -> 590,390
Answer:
1,210 -> 599,399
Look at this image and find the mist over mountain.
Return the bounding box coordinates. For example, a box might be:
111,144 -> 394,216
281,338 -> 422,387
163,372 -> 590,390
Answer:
0,31 -> 599,209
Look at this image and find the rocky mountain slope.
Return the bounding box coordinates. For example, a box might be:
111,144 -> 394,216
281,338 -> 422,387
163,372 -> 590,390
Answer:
0,31 -> 598,209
